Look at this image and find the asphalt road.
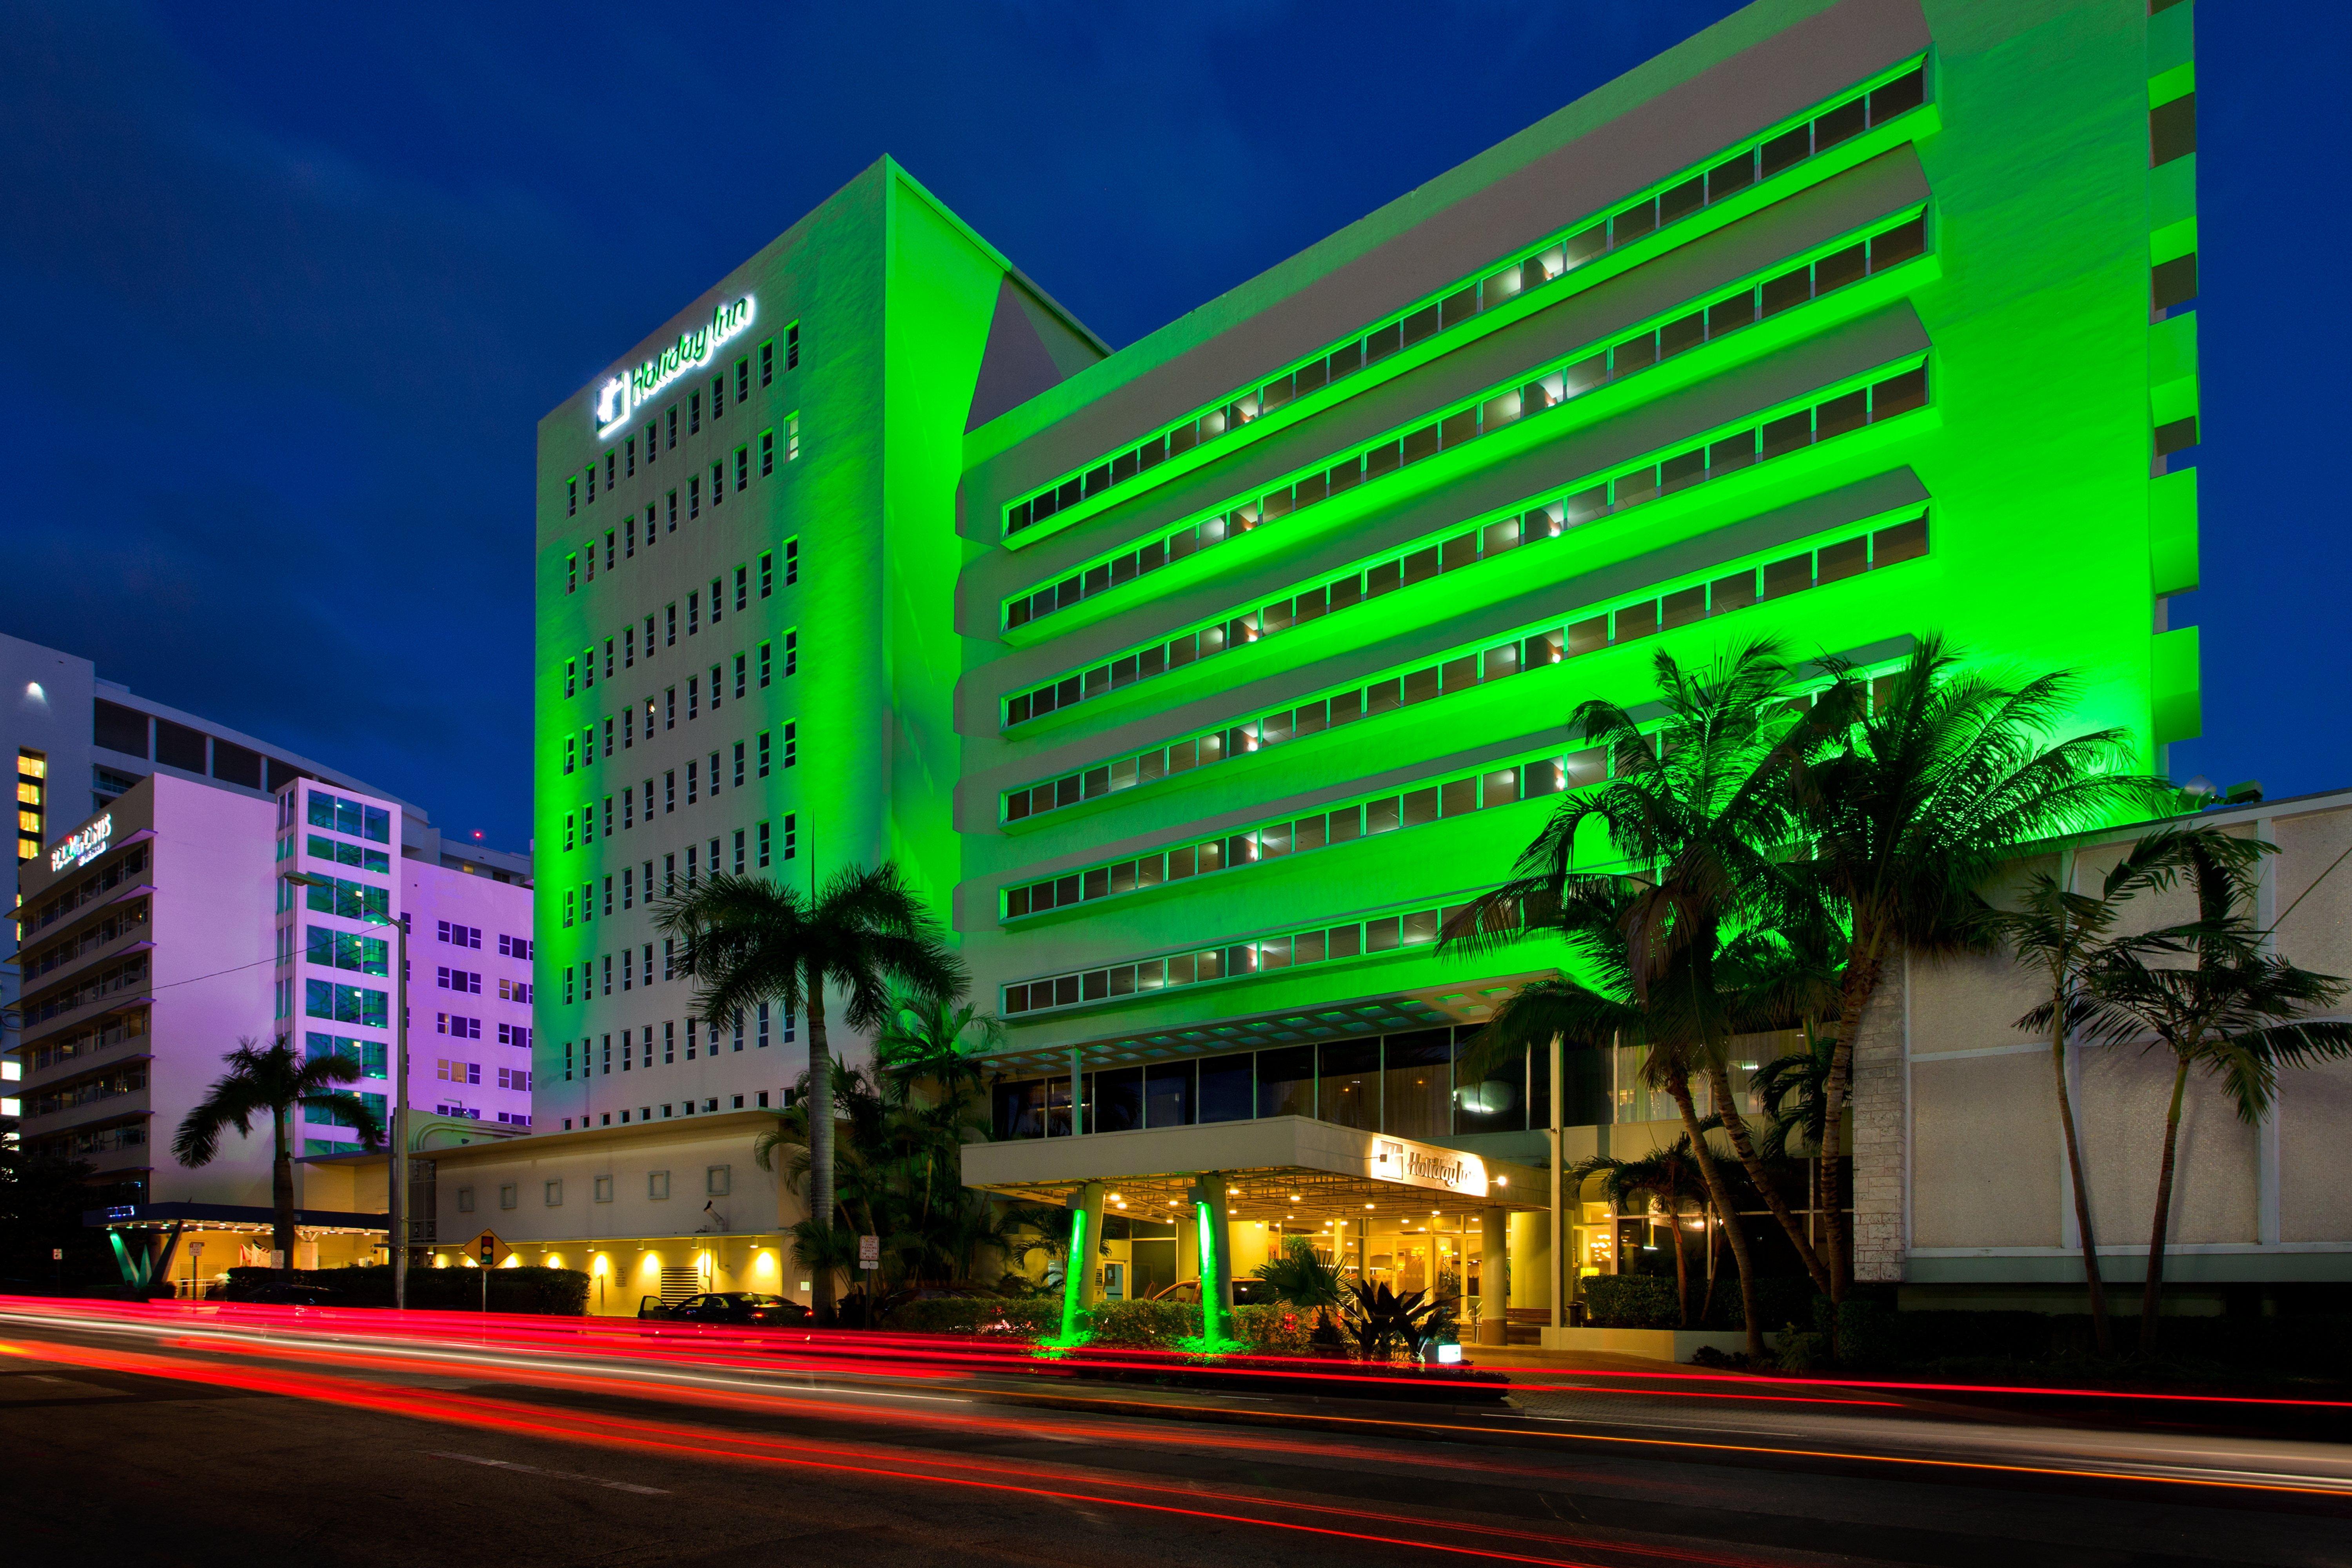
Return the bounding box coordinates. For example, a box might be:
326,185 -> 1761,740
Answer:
1,1299 -> 2345,1568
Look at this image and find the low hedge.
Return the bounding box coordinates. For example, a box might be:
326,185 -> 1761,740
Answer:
885,1294 -> 1322,1354
1581,1272 -> 1817,1331
224,1264 -> 590,1316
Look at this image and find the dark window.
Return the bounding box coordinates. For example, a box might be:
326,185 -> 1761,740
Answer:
93,701 -> 150,758
1144,1062 -> 1195,1128
1381,1029 -> 1451,1140
1318,1038 -> 1379,1129
2153,252 -> 2198,312
1198,1053 -> 1253,1123
2154,415 -> 2200,456
1255,1045 -> 1314,1119
211,741 -> 262,788
154,719 -> 207,772
1453,1036 -> 1527,1134
1092,1067 -> 1144,1133
2150,93 -> 2196,166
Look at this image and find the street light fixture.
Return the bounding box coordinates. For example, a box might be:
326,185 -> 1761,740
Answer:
282,870 -> 411,1310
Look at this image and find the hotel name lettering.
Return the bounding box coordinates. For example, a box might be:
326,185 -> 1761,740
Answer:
595,294 -> 756,440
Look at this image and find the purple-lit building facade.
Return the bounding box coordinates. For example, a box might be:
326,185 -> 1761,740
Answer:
13,773 -> 533,1289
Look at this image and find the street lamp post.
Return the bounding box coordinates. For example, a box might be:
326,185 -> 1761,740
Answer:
283,871 -> 410,1310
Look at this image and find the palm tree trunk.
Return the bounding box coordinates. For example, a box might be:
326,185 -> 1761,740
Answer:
1820,943 -> 1886,1304
1670,1202 -> 1691,1328
1667,1074 -> 1764,1359
805,964 -> 837,1327
2049,1009 -> 2112,1355
1707,1062 -> 1832,1293
271,1105 -> 296,1273
2140,1055 -> 2191,1356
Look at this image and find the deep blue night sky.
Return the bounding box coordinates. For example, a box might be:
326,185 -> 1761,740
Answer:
0,3 -> 2339,849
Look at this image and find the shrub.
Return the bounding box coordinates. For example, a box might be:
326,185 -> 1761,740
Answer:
884,1294 -> 1318,1354
884,1296 -> 1062,1336
1581,1275 -> 1681,1328
1582,1273 -> 1820,1332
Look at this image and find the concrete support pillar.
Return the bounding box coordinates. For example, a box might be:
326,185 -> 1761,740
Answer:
1070,1181 -> 1105,1308
1509,1210 -> 1549,1311
1548,1034 -> 1566,1332
1189,1172 -> 1235,1317
1479,1207 -> 1510,1345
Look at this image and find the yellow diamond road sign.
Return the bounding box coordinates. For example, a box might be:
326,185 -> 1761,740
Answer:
470,1230 -> 511,1268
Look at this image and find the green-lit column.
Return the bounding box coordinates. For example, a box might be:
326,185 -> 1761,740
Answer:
1070,1180 -> 1105,1310
1188,1172 -> 1239,1352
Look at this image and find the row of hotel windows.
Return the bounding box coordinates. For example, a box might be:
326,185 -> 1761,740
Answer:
1004,897 -> 1473,1018
564,419 -> 802,569
17,746 -> 45,863
568,323 -> 799,513
1004,62 -> 1929,537
564,545 -> 797,688
433,1059 -> 532,1090
305,926 -> 389,976
24,954 -> 148,1025
309,789 -> 392,844
434,967 -> 534,1003
563,1100 -> 768,1130
992,1027 -> 1569,1142
26,1066 -> 146,1120
562,640 -> 797,774
560,816 -> 799,931
558,1007 -> 796,1080
27,1010 -> 147,1074
1004,209 -> 1924,633
1010,206 -> 1919,718
1003,365 -> 1929,823
21,899 -> 147,981
564,729 -> 796,849
23,845 -> 149,934
434,922 -> 534,959
297,875 -> 392,923
1007,748 -> 1606,920
308,834 -> 390,875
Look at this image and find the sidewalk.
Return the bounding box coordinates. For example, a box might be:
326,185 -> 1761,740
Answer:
1461,1343 -> 1685,1376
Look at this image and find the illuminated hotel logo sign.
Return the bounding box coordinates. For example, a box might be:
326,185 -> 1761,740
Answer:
594,295 -> 756,440
51,812 -> 112,872
1374,1138 -> 1479,1192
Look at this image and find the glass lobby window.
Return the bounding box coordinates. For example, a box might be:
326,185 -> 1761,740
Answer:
1144,1061 -> 1196,1128
1381,1029 -> 1452,1142
1453,1037 -> 1529,1134
1198,1053 -> 1253,1123
1319,1039 -> 1378,1129
993,1078 -> 1045,1140
1046,1076 -> 1073,1137
1256,1045 -> 1314,1119
1093,1066 -> 1145,1133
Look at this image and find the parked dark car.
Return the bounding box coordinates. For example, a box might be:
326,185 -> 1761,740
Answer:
637,1291 -> 810,1326
1148,1277 -> 1275,1305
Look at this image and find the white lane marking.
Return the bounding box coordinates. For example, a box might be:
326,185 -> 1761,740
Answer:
427,1450 -> 670,1494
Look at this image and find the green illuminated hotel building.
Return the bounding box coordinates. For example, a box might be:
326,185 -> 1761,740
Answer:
525,0 -> 2268,1326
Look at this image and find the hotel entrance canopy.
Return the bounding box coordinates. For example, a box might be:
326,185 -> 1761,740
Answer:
962,1115 -> 1546,1219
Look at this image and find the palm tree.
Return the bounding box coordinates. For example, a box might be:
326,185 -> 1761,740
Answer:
1750,1027 -> 1836,1259
173,1036 -> 383,1271
1447,639 -> 1846,1300
2064,833 -> 2352,1353
1254,1235 -> 1346,1310
657,865 -> 963,1324
1568,1138 -> 1714,1327
1453,878 -> 1778,1354
1798,634 -> 2165,1298
1985,830 -> 2224,1354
